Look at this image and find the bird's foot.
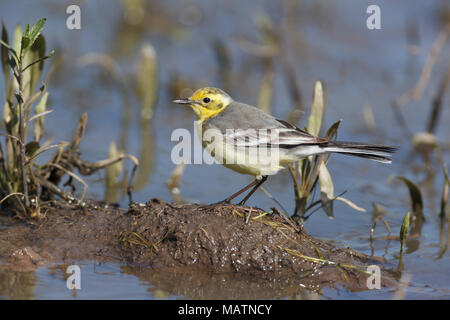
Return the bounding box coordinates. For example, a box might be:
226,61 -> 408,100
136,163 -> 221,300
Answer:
219,200 -> 233,206
211,199 -> 232,206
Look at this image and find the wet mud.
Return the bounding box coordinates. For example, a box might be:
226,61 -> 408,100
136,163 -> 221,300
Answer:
0,199 -> 396,297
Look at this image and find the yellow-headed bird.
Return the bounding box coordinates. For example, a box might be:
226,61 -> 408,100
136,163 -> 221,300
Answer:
174,87 -> 396,205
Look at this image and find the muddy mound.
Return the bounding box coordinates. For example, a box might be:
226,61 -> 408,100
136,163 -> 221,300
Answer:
119,200 -> 393,291
0,199 -> 395,293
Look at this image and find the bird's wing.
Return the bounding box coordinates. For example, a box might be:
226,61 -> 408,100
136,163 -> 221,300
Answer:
224,119 -> 327,148
206,102 -> 328,148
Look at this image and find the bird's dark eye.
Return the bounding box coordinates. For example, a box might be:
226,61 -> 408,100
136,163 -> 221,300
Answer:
203,97 -> 210,103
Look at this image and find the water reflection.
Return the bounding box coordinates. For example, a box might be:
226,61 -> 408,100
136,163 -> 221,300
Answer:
0,269 -> 36,299
121,266 -> 321,300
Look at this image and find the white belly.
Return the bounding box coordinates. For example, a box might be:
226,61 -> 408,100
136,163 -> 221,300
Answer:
196,121 -> 284,177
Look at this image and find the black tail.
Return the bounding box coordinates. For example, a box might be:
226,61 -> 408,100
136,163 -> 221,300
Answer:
323,141 -> 397,163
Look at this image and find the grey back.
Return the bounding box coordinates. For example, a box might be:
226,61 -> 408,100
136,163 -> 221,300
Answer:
204,101 -> 281,132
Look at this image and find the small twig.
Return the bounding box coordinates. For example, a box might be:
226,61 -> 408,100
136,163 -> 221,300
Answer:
245,207 -> 252,224
35,112 -> 139,203
303,199 -> 322,213
0,192 -> 25,205
22,50 -> 54,72
0,141 -> 9,192
70,113 -> 88,151
22,84 -> 46,119
271,207 -> 300,233
259,185 -> 290,214
25,143 -> 67,166
0,192 -> 27,215
427,65 -> 450,134
38,176 -> 77,202
370,215 -> 392,243
69,154 -> 139,204
396,23 -> 450,107
126,159 -> 139,204
302,190 -> 347,221
44,54 -> 63,84
390,101 -> 413,139
0,134 -> 23,146
28,109 -> 53,123
335,196 -> 366,212
47,163 -> 87,202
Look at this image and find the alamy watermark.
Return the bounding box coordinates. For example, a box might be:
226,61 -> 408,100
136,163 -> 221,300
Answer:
366,5 -> 381,30
366,265 -> 381,289
66,265 -> 81,290
66,5 -> 81,30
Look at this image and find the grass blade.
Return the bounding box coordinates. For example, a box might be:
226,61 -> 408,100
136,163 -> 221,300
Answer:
307,81 -> 324,136
427,65 -> 450,134
27,34 -> 46,92
388,176 -> 424,219
325,119 -> 341,141
33,91 -> 48,141
398,211 -> 410,271
1,22 -> 10,91
13,24 -> 22,56
335,196 -> 366,212
319,160 -> 334,219
400,211 -> 410,255
440,166 -> 449,220
136,44 -> 158,120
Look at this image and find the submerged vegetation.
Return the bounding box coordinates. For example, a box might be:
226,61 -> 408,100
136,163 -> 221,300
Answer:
287,81 -> 362,221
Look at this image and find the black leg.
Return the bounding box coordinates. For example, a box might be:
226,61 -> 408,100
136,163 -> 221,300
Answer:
238,175 -> 268,205
217,179 -> 260,204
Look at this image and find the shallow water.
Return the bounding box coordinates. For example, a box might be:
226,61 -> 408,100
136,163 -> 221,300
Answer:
0,0 -> 449,299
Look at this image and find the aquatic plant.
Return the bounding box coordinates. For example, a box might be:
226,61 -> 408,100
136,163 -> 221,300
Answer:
0,19 -> 138,217
288,81 -> 365,221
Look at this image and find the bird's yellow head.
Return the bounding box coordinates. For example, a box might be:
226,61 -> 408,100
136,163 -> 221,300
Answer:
173,87 -> 233,121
